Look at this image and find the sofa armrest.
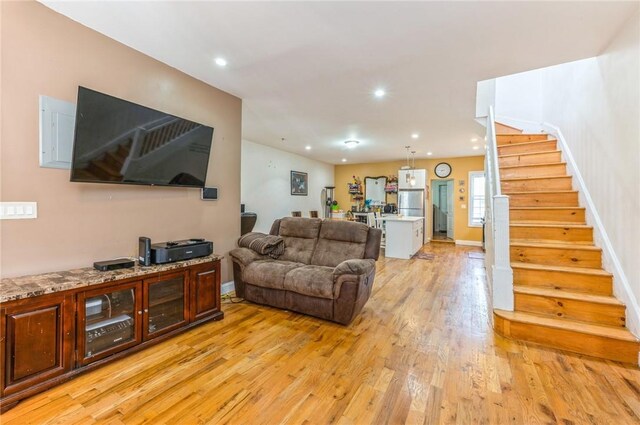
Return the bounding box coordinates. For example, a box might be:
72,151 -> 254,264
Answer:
333,258 -> 376,278
229,247 -> 265,266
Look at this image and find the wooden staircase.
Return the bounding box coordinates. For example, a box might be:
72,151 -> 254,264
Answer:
492,130 -> 640,365
75,139 -> 132,182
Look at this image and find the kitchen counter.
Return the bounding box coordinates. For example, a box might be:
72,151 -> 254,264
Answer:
385,217 -> 425,259
383,215 -> 424,222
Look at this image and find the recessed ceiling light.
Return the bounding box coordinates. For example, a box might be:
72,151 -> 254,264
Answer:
426,152 -> 433,156
345,140 -> 360,149
374,89 -> 386,98
472,145 -> 480,150
305,146 -> 311,150
411,133 -> 419,139
341,158 -> 347,162
214,57 -> 227,67
471,138 -> 478,142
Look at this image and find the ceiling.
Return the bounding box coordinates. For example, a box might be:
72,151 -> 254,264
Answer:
42,1 -> 635,164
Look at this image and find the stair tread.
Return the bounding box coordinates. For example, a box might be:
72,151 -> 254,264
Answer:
498,139 -> 556,146
513,285 -> 623,305
511,262 -> 611,276
499,150 -> 561,158
505,190 -> 577,194
501,175 -> 570,182
498,133 -> 550,137
494,309 -> 637,341
510,206 -> 585,210
511,221 -> 587,226
510,223 -> 591,229
510,241 -> 600,251
500,162 -> 566,169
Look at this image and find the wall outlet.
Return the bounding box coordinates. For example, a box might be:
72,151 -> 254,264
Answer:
0,202 -> 38,219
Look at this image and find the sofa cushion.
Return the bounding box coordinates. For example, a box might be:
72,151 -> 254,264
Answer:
284,265 -> 335,299
310,220 -> 369,267
243,260 -> 304,290
277,217 -> 322,264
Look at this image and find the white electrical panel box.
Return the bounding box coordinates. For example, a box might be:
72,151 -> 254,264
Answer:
39,95 -> 76,169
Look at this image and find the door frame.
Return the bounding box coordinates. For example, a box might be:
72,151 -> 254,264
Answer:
429,178 -> 454,241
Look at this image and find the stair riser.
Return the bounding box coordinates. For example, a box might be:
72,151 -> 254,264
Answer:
511,246 -> 601,269
501,164 -> 567,179
103,153 -> 124,171
494,313 -> 638,364
502,177 -> 572,193
499,151 -> 562,167
510,208 -> 585,223
514,293 -> 625,327
510,225 -> 592,243
496,134 -> 549,145
498,141 -> 557,156
87,162 -> 120,181
508,192 -> 579,207
513,268 -> 611,295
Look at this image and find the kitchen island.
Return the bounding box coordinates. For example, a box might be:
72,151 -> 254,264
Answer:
384,216 -> 425,259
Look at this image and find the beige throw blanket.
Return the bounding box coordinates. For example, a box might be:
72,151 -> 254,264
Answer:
238,232 -> 285,259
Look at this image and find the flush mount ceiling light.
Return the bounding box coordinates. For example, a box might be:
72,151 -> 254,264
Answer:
411,133 -> 419,139
374,88 -> 386,98
471,137 -> 478,142
426,152 -> 433,156
305,146 -> 311,150
341,158 -> 347,162
472,145 -> 480,150
214,57 -> 227,67
344,140 -> 360,149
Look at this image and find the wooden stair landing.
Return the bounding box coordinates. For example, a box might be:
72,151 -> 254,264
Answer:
493,131 -> 639,365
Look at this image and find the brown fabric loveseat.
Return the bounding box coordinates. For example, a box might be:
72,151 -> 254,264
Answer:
229,217 -> 382,325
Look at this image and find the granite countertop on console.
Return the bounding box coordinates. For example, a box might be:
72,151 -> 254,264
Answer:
0,255 -> 223,303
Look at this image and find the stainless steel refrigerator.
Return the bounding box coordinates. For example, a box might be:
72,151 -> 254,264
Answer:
398,189 -> 425,217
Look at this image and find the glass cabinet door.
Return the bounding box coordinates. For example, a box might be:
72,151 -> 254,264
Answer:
144,272 -> 188,339
80,282 -> 141,364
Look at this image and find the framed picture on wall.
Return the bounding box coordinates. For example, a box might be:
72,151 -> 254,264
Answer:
291,171 -> 308,196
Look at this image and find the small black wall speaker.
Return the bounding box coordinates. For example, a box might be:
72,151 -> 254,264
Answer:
138,236 -> 151,266
201,187 -> 218,200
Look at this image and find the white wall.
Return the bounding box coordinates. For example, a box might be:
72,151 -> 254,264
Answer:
492,10 -> 640,335
494,70 -> 543,123
241,140 -> 334,233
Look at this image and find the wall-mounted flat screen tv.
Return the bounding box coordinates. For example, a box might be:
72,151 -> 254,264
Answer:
70,87 -> 214,188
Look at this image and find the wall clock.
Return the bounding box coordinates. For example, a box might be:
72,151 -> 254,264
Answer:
434,162 -> 452,178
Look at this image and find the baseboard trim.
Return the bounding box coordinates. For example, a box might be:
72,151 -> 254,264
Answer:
455,240 -> 483,247
221,280 -> 235,295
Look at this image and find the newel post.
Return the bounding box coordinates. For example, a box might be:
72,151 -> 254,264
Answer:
492,195 -> 514,310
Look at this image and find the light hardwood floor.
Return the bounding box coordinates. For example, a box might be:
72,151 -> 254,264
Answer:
2,244 -> 639,424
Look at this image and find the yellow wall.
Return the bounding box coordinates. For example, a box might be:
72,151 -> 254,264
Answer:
334,156 -> 485,242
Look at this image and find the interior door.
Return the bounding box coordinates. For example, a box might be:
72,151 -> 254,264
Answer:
438,185 -> 447,231
446,180 -> 454,239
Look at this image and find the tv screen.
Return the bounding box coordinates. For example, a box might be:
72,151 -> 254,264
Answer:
70,87 -> 214,188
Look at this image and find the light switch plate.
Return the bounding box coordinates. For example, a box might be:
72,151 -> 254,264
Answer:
0,202 -> 38,219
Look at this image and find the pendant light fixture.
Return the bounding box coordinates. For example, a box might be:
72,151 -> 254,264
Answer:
410,151 -> 417,187
401,146 -> 412,185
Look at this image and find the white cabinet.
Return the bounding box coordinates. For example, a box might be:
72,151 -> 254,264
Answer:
384,217 -> 425,259
398,169 -> 426,189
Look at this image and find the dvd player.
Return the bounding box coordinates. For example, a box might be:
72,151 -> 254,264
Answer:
151,238 -> 213,264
